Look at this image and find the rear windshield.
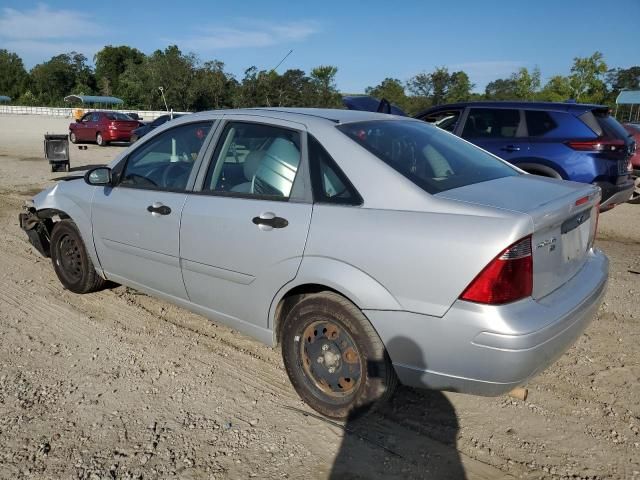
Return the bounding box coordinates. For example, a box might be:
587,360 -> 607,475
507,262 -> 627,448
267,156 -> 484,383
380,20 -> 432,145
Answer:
106,112 -> 134,121
337,120 -> 519,194
596,113 -> 630,140
579,109 -> 629,140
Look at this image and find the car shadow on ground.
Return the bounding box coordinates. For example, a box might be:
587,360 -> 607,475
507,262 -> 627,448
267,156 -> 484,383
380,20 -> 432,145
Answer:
328,336 -> 466,479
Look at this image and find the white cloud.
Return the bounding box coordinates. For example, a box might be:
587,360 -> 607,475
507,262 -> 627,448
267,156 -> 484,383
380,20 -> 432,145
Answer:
0,3 -> 104,40
178,20 -> 320,51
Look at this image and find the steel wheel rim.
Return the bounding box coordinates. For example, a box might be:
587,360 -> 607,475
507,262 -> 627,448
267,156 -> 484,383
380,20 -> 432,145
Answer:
299,320 -> 362,399
58,234 -> 82,282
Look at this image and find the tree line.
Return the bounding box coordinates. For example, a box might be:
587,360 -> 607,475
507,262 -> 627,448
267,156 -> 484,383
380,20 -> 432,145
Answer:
0,46 -> 638,115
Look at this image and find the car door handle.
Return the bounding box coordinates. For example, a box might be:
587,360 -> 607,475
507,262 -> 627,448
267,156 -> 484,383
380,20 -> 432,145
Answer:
147,203 -> 171,216
252,212 -> 288,230
500,145 -> 521,152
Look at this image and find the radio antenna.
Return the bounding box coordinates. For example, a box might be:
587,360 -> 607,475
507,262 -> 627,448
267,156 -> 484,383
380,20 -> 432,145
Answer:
271,49 -> 293,73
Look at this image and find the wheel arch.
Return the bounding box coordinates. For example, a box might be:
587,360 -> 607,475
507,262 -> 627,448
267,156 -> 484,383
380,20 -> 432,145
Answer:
515,159 -> 565,179
269,257 -> 402,345
34,189 -> 103,276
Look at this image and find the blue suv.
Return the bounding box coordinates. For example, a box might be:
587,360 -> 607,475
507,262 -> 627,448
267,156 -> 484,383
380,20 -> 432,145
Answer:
344,98 -> 635,211
415,102 -> 635,211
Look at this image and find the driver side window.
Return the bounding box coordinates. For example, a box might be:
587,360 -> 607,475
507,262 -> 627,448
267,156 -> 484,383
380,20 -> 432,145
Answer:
119,121 -> 212,191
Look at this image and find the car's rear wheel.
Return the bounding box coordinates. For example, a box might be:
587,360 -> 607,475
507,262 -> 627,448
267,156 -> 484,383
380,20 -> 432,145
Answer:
69,131 -> 77,144
96,133 -> 108,147
280,291 -> 397,419
50,220 -> 106,294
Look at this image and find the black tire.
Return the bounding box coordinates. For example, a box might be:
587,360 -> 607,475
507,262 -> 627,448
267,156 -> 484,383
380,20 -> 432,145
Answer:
96,133 -> 107,147
281,291 -> 397,419
69,131 -> 77,144
50,220 -> 106,294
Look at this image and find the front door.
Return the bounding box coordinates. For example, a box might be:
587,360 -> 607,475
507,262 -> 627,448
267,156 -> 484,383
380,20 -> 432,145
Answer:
460,108 -> 529,163
180,119 -> 313,330
91,120 -> 215,299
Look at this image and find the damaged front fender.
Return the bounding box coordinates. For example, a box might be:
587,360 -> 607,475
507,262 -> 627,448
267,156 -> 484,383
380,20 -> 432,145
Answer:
18,205 -> 53,257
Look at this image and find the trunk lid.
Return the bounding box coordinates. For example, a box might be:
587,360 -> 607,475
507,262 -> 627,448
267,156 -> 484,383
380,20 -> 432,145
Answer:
437,174 -> 600,300
112,120 -> 139,131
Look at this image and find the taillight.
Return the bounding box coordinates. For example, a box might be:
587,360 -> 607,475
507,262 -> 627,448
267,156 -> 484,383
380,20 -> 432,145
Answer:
460,236 -> 532,305
566,138 -> 625,152
108,122 -> 118,130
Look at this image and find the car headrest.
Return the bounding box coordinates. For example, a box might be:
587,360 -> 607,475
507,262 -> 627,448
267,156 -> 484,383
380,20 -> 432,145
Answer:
243,151 -> 264,180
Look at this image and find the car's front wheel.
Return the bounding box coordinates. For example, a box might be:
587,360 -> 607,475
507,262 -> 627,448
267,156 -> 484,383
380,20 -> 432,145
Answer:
69,131 -> 77,144
281,291 -> 397,419
50,220 -> 106,294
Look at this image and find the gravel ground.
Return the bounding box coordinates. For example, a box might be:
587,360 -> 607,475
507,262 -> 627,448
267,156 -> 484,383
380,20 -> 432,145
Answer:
0,114 -> 638,480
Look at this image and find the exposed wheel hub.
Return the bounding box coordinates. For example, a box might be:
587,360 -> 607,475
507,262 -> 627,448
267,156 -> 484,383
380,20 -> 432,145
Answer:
300,321 -> 362,397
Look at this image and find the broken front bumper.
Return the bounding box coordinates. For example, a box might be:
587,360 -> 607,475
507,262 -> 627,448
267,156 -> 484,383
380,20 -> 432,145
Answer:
19,205 -> 51,257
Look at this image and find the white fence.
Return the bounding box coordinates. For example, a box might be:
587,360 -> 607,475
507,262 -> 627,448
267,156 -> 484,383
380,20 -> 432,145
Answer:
0,105 -> 189,121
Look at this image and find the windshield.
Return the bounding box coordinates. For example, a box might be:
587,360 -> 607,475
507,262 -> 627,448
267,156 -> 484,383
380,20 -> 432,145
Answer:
337,120 -> 519,194
106,112 -> 134,121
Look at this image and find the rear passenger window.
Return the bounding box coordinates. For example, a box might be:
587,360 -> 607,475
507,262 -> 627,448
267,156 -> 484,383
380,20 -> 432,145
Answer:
525,110 -> 557,136
462,108 -> 521,139
204,122 -> 301,199
308,135 -> 362,205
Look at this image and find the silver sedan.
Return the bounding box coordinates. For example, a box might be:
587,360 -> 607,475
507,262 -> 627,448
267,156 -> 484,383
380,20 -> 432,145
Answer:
20,108 -> 608,419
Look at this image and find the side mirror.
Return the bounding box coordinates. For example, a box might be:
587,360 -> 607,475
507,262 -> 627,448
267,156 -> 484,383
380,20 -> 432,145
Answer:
76,119 -> 81,123
84,167 -> 112,186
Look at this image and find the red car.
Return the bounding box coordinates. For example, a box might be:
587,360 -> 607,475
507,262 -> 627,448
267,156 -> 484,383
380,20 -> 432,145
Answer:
623,123 -> 640,204
69,111 -> 141,146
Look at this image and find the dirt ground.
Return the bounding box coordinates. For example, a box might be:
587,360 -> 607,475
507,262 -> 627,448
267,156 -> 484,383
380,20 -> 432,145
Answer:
0,114 -> 638,480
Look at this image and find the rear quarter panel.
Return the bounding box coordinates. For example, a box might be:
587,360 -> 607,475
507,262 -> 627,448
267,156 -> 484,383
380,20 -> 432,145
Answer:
303,202 -> 531,317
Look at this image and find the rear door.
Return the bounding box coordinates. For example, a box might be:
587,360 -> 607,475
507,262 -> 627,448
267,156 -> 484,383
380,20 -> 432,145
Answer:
91,120 -> 215,299
460,108 -> 530,164
180,116 -> 313,330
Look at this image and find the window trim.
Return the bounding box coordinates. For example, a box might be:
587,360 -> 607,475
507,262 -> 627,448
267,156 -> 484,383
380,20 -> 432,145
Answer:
194,120 -> 308,203
114,120 -> 216,193
307,133 -> 363,206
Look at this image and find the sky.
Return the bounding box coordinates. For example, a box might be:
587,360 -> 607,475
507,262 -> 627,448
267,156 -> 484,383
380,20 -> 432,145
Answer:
0,0 -> 638,93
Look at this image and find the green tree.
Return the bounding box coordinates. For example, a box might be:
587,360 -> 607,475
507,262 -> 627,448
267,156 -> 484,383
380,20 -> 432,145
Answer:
446,71 -> 474,103
511,67 -> 541,100
538,75 -> 572,102
484,78 -> 518,100
569,51 -> 608,103
0,49 -> 28,99
310,65 -> 341,107
94,45 -> 145,96
30,52 -> 96,105
187,60 -> 235,111
365,77 -> 408,110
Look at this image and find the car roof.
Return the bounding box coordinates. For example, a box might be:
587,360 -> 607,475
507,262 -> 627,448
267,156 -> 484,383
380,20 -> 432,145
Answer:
416,101 -> 608,117
188,107 -> 410,127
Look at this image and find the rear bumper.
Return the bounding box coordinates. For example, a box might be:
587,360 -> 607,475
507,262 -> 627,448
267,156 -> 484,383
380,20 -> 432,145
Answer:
104,130 -> 133,141
597,178 -> 634,210
365,248 -> 608,396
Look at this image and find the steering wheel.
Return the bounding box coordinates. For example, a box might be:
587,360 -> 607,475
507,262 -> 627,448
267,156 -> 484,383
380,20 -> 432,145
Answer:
125,174 -> 158,187
161,162 -> 191,189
